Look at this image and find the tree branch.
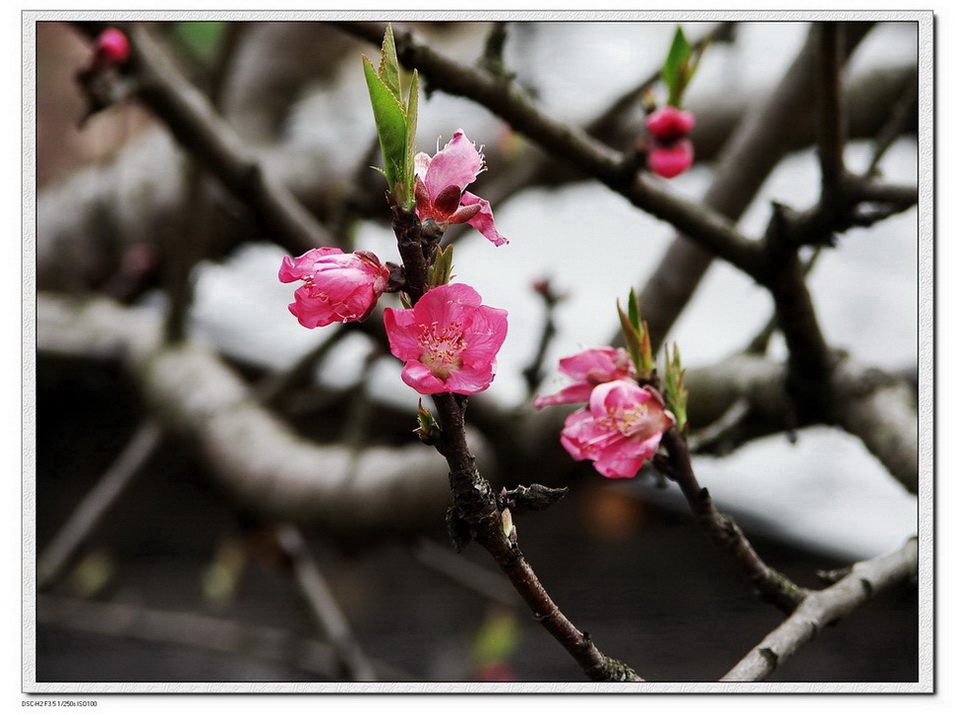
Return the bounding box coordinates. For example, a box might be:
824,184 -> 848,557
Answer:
721,537 -> 917,681
37,292 -> 456,538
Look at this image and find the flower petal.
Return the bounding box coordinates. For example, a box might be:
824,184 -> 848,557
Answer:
423,130 -> 483,197
460,192 -> 508,246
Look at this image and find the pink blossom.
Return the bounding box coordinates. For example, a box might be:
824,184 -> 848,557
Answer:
414,130 -> 508,246
93,28 -> 130,67
383,283 -> 508,395
645,106 -> 695,142
533,347 -> 634,409
560,380 -> 674,479
648,138 -> 694,179
279,247 -> 390,329
645,106 -> 695,178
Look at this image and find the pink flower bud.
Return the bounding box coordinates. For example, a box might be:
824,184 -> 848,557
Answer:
560,380 -> 674,479
645,105 -> 695,142
383,283 -> 508,395
648,138 -> 694,179
279,247 -> 390,329
93,28 -> 130,67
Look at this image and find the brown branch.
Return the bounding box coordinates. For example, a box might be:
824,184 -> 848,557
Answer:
275,524 -> 378,681
658,430 -> 808,613
392,206 -> 642,681
721,537 -> 917,681
37,292 -> 455,537
637,22 -> 874,346
336,20 -> 765,280
36,594 -> 413,680
73,21 -> 333,255
37,421 -> 164,590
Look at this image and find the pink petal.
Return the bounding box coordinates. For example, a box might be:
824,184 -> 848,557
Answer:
648,139 -> 694,179
400,361 -> 449,395
423,130 -> 484,198
533,383 -> 595,409
383,307 -> 423,361
460,192 -> 508,246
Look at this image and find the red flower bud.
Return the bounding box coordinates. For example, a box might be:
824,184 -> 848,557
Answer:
93,28 -> 130,67
646,105 -> 695,142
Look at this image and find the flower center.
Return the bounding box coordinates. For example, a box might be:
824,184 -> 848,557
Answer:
599,403 -> 656,439
419,321 -> 467,379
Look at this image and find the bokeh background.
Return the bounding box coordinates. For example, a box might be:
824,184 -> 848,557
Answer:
31,18 -> 922,685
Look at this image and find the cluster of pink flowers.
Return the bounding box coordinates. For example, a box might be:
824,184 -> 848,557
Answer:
279,131 -> 508,396
645,105 -> 695,179
535,348 -> 674,478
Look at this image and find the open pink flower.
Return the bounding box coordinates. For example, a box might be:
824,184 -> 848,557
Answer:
533,347 -> 634,408
279,247 -> 390,329
384,283 -> 508,395
560,380 -> 674,479
414,130 -> 508,246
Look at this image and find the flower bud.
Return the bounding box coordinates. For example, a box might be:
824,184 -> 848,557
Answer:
93,28 -> 130,68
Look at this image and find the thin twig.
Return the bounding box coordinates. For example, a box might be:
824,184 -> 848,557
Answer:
37,594 -> 413,680
37,421 -> 164,590
658,429 -> 809,613
392,204 -> 642,681
274,524 -> 377,681
336,20 -> 765,281
816,22 -> 847,215
720,537 -> 917,681
413,537 -> 519,608
73,21 -> 332,255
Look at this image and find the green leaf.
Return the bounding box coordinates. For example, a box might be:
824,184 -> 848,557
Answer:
662,26 -> 692,107
627,288 -> 642,330
362,56 -> 408,193
378,24 -> 402,101
404,70 -> 420,207
618,300 -> 643,368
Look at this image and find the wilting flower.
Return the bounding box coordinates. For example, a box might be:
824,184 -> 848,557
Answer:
533,347 -> 634,409
279,247 -> 390,328
645,105 -> 695,179
414,130 -> 508,246
384,283 -> 508,395
560,380 -> 674,479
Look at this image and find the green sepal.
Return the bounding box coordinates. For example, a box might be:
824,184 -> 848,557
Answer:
618,289 -> 654,380
414,399 -> 441,445
427,244 -> 454,289
663,343 -> 688,431
362,55 -> 408,201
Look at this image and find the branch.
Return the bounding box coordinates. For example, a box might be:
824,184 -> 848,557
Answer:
637,22 -> 874,345
336,20 -> 765,279
75,21 -> 333,256
37,292 -> 456,537
275,524 -> 377,681
37,594 -> 413,680
37,421 -> 164,590
658,430 -> 808,613
721,537 -> 917,681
